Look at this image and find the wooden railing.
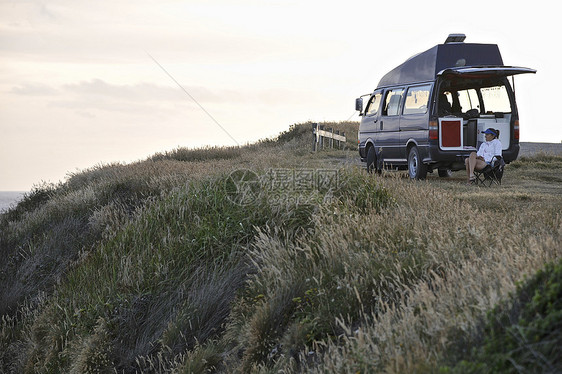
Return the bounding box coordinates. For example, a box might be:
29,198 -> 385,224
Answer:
312,123 -> 346,151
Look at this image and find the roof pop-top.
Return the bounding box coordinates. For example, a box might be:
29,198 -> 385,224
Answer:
376,41 -> 504,88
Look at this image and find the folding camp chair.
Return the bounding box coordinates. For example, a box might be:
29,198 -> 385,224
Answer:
474,156 -> 505,187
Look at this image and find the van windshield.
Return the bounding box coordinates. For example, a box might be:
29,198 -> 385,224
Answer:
366,92 -> 383,116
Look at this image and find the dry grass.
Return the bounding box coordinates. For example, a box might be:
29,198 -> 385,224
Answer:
229,171 -> 560,373
0,123 -> 560,373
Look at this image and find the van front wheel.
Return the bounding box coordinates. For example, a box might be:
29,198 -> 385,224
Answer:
366,146 -> 379,174
408,146 -> 427,180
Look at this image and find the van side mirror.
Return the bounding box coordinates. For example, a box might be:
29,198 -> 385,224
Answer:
355,98 -> 363,114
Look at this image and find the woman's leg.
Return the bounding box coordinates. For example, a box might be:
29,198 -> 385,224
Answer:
474,159 -> 488,172
466,152 -> 489,182
466,152 -> 477,181
466,158 -> 489,183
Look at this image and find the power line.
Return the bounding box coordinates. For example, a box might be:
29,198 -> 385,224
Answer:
146,51 -> 239,146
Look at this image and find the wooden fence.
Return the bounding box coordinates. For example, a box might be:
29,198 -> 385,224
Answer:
312,123 -> 346,151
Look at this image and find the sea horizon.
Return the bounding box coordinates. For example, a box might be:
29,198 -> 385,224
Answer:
0,191 -> 27,213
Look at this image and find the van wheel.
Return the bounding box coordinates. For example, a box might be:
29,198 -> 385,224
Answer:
438,168 -> 453,178
408,146 -> 427,180
366,146 -> 377,174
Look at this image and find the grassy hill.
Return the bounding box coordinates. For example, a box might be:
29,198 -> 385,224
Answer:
1,122 -> 561,373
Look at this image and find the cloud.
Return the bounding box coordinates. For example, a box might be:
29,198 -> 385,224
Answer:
55,79 -> 257,120
0,0 -> 347,70
10,83 -> 58,96
15,79 -> 213,118
62,79 -> 190,102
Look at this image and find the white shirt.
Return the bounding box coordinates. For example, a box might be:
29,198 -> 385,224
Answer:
477,138 -> 502,163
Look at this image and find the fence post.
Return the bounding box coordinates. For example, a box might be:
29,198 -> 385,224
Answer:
312,125 -> 346,151
312,123 -> 318,151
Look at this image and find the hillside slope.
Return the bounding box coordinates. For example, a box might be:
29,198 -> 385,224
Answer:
1,122 -> 561,373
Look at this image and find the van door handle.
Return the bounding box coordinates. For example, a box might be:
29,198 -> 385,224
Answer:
380,121 -> 383,130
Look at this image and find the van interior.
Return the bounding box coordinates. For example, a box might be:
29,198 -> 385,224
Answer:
438,77 -> 513,151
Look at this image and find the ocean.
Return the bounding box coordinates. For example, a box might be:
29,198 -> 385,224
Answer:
0,191 -> 27,213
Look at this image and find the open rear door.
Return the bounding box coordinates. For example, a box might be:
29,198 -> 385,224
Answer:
438,66 -> 536,79
437,65 -> 535,156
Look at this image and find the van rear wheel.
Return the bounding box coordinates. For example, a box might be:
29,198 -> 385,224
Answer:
408,146 -> 427,180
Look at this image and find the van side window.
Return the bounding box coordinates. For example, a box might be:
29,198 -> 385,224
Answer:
366,92 -> 383,116
403,85 -> 431,115
383,88 -> 404,116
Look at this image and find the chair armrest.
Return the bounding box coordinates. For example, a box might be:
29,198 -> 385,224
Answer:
491,155 -> 505,167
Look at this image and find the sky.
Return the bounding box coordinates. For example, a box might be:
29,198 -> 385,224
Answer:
0,0 -> 559,191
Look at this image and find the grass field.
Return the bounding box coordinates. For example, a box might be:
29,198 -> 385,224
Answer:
1,122 -> 560,373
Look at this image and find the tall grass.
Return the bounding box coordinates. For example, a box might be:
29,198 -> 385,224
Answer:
223,175 -> 560,373
1,122 -> 560,373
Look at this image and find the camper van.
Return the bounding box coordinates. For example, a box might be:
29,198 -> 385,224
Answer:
356,34 -> 535,179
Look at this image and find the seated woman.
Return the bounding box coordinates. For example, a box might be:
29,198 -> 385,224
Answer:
465,128 -> 502,184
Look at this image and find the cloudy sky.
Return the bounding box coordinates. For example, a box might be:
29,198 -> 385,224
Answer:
0,0 -> 558,191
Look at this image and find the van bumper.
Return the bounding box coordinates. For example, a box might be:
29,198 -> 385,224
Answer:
427,143 -> 520,170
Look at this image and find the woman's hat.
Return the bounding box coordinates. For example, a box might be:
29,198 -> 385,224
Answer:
483,128 -> 497,136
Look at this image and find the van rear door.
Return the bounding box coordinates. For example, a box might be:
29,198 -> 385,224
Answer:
438,66 -> 536,79
437,66 -> 535,158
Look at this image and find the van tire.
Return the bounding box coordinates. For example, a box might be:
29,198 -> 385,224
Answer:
408,146 -> 427,180
366,146 -> 377,174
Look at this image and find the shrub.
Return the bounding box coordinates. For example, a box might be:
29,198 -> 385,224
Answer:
0,182 -> 57,223
443,258 -> 562,373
